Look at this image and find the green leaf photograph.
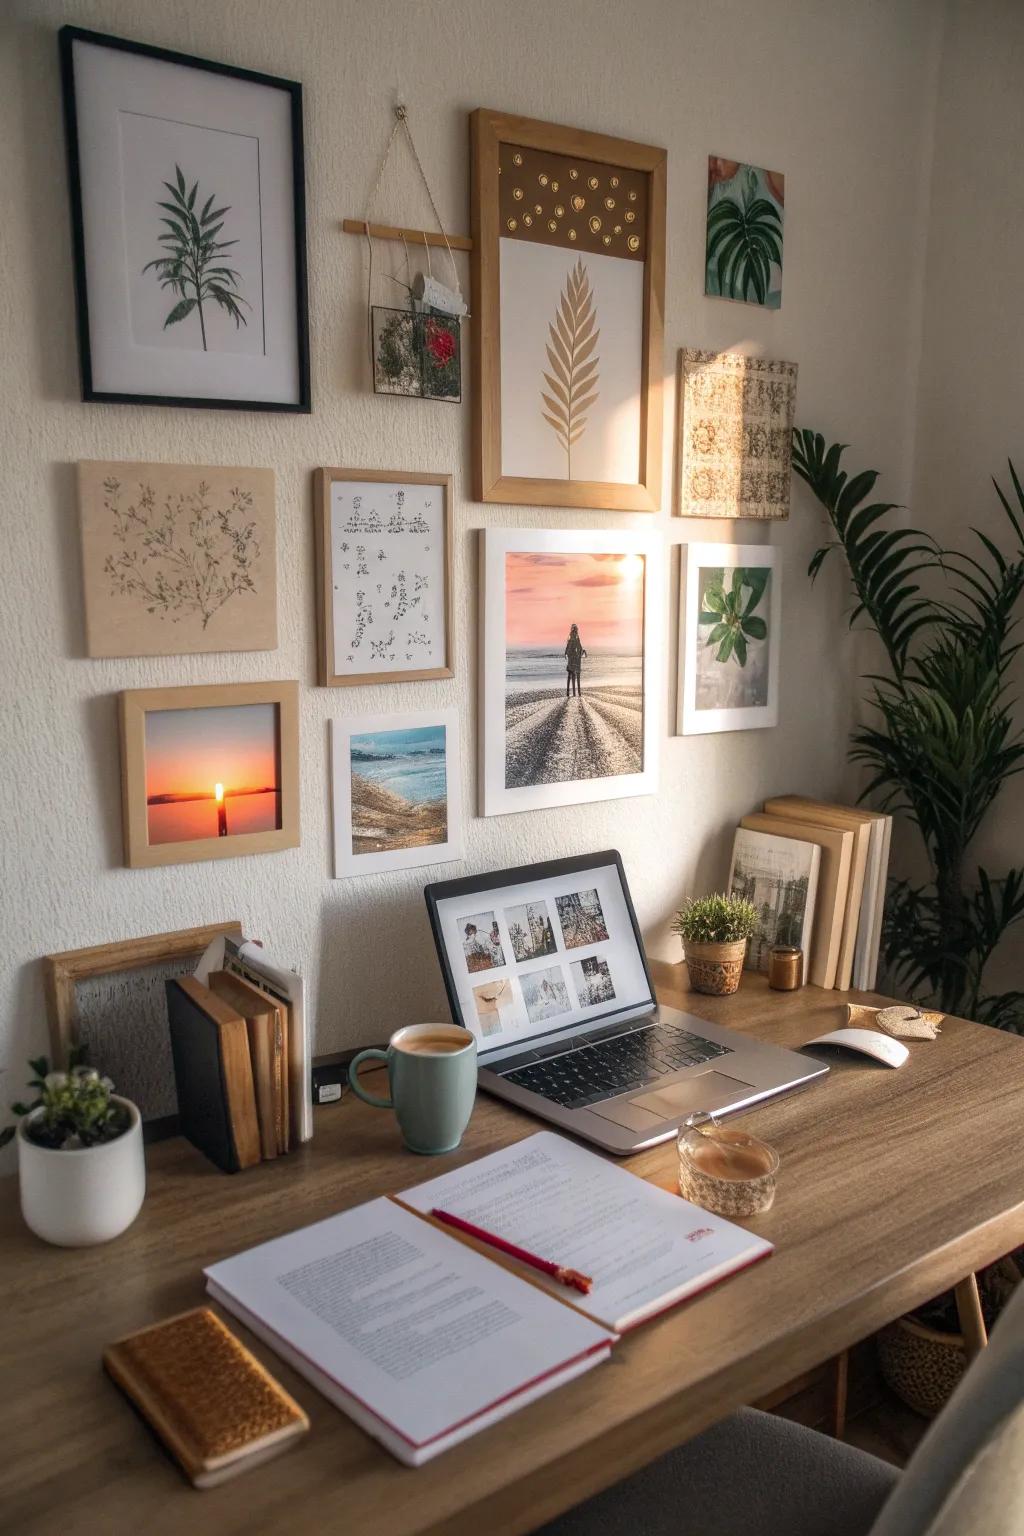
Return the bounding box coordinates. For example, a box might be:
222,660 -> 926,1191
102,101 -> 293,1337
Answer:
142,164 -> 249,351
705,157 -> 784,309
693,559 -> 774,715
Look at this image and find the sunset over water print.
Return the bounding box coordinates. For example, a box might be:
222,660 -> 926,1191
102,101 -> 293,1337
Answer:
145,702 -> 281,845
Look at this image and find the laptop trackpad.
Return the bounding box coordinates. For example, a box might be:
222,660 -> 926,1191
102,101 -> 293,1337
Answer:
591,1070 -> 755,1130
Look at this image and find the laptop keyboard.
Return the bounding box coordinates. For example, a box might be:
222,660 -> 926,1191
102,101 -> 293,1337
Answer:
496,1022 -> 733,1111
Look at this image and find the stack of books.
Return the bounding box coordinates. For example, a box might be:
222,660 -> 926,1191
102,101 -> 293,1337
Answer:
727,795 -> 892,992
166,937 -> 309,1172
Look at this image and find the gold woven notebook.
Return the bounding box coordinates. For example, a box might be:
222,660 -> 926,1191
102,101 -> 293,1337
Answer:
104,1307 -> 309,1487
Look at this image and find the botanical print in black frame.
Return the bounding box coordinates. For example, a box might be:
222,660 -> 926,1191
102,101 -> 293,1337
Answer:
59,26 -> 310,412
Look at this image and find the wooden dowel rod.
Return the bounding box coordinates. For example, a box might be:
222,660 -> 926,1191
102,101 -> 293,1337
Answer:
341,218 -> 473,252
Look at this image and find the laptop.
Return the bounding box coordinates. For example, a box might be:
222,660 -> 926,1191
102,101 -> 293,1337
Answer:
424,850 -> 828,1154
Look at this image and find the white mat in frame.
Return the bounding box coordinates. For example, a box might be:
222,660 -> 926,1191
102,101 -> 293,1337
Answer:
677,541 -> 781,735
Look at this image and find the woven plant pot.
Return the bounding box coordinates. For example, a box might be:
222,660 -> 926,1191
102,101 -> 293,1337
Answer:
683,939 -> 747,996
877,1316 -> 967,1418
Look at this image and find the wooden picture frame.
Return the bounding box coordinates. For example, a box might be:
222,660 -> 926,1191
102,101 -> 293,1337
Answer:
43,922 -> 242,1068
470,108 -> 666,512
59,26 -> 311,412
119,680 -> 300,868
314,469 -> 454,686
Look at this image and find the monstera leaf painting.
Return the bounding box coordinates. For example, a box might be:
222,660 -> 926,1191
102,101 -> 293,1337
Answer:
705,159 -> 784,309
541,259 -> 601,479
700,567 -> 770,666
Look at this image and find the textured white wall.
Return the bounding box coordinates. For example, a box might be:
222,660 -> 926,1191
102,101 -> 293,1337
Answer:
0,0 -> 942,1135
910,0 -> 1024,993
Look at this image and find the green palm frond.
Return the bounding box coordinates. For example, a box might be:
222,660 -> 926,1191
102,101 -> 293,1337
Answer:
796,429 -> 1024,1028
791,429 -> 943,676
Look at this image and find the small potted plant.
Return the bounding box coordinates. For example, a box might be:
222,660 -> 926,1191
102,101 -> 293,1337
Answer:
672,894 -> 758,996
2,1053 -> 145,1247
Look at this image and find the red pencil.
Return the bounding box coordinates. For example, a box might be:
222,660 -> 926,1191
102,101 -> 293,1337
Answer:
431,1207 -> 593,1295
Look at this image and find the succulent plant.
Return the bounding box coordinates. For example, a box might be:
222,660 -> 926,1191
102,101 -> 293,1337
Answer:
672,893 -> 759,946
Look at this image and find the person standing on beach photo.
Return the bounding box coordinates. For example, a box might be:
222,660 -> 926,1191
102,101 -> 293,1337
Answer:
565,623 -> 587,698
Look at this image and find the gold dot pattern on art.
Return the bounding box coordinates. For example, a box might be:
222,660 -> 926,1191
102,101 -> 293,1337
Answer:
498,143 -> 647,259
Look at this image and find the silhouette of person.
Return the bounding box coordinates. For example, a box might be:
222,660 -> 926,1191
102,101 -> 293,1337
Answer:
565,623 -> 587,698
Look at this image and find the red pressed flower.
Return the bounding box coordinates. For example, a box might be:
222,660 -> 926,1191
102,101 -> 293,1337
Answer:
425,321 -> 456,366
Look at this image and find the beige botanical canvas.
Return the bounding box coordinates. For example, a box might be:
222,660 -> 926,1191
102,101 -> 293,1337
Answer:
677,350 -> 797,520
79,461 -> 277,657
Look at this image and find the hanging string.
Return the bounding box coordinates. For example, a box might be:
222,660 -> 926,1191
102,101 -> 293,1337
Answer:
362,104 -> 463,368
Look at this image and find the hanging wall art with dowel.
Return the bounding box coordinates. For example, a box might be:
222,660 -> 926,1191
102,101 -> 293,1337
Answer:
470,110 -> 666,511
359,106 -> 465,402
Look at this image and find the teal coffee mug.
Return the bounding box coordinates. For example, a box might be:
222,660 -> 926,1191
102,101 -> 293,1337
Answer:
348,1023 -> 477,1155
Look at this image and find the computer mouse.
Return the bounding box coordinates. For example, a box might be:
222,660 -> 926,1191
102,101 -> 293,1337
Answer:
802,1027 -> 909,1068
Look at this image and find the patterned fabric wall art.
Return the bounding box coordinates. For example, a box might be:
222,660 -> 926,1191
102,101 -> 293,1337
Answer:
705,157 -> 784,309
677,349 -> 798,520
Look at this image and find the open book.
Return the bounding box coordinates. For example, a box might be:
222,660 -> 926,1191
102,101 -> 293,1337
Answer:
206,1132 -> 772,1465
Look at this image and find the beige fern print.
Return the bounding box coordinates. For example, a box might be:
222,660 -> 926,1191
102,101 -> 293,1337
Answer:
541,258 -> 601,479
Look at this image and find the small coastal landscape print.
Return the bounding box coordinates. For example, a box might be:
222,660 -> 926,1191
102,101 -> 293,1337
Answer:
349,725 -> 448,857
695,565 -> 772,711
520,966 -> 572,1025
504,550 -> 645,789
571,955 -> 616,1008
555,888 -> 610,948
705,158 -> 784,309
145,703 -> 281,845
461,913 -> 506,974
505,901 -> 557,963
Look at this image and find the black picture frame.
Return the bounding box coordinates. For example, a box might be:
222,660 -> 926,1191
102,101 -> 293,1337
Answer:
59,25 -> 311,413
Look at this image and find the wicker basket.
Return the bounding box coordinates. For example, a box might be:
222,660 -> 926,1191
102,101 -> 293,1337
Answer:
877,1316 -> 968,1418
683,939 -> 747,996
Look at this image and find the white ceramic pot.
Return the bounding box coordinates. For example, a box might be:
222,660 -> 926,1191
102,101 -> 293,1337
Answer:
17,1096 -> 146,1247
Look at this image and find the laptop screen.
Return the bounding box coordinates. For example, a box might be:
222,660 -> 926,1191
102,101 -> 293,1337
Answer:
425,852 -> 655,1057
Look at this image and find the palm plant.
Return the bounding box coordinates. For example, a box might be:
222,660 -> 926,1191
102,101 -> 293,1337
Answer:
143,165 -> 248,350
701,567 -> 769,666
793,430 -> 1024,1029
706,167 -> 782,305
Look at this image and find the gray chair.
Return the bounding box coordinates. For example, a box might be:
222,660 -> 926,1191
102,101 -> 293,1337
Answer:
535,1279 -> 1024,1536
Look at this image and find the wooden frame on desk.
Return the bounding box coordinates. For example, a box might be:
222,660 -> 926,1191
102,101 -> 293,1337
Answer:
471,108 -> 666,511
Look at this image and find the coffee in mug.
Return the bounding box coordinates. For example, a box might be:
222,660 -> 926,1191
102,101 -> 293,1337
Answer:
395,1032 -> 468,1056
348,1023 -> 477,1154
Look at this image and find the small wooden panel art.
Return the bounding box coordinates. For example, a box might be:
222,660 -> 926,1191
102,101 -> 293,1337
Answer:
315,469 -> 453,686
79,460 -> 277,657
677,350 -> 798,520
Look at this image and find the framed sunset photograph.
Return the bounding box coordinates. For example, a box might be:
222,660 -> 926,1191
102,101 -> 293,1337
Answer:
480,529 -> 662,816
330,708 -> 463,879
119,681 -> 299,867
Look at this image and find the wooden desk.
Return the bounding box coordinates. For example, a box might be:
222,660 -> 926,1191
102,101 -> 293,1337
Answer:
5,969 -> 1024,1536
